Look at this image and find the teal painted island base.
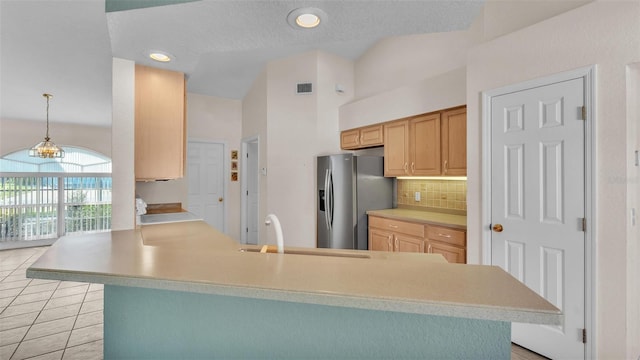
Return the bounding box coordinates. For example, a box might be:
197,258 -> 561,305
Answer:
104,285 -> 510,359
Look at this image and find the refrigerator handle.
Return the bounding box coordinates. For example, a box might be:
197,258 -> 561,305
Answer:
324,169 -> 331,230
327,168 -> 334,229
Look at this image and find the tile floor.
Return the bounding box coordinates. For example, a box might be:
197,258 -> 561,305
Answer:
1,246 -> 549,360
0,246 -> 102,360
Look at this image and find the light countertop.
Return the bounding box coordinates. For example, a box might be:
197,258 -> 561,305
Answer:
367,208 -> 467,229
27,221 -> 559,325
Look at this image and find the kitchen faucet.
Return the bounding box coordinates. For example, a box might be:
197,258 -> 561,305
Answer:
264,214 -> 284,254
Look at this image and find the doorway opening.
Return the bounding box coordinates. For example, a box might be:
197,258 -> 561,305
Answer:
241,136 -> 259,245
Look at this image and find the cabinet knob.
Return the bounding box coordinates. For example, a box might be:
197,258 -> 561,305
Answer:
218,197 -> 224,202
492,224 -> 504,232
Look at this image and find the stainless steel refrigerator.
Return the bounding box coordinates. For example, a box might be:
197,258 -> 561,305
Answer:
317,154 -> 393,250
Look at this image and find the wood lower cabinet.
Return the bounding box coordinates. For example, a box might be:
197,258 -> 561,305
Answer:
426,241 -> 466,264
368,215 -> 466,263
395,234 -> 425,253
340,124 -> 383,150
368,216 -> 424,253
425,225 -> 466,264
369,228 -> 394,252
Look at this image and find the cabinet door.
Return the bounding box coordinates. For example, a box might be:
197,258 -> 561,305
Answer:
410,113 -> 441,176
441,107 -> 467,176
383,120 -> 410,176
135,64 -> 185,180
340,129 -> 361,149
359,125 -> 383,147
427,240 -> 466,263
395,234 -> 425,253
369,229 -> 393,252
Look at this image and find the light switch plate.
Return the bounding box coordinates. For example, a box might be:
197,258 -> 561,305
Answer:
414,191 -> 421,201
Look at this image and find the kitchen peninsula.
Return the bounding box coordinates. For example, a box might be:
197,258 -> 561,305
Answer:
27,221 -> 560,359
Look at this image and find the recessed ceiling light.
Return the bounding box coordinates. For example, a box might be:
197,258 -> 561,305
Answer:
149,51 -> 172,62
287,7 -> 326,30
296,13 -> 320,28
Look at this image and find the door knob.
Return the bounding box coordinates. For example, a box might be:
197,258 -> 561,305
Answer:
218,197 -> 224,202
492,224 -> 504,232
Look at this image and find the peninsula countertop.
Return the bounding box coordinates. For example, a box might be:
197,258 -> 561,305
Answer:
27,221 -> 559,325
367,208 -> 467,229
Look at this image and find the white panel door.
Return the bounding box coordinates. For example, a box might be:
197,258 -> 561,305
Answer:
187,141 -> 224,231
491,78 -> 585,359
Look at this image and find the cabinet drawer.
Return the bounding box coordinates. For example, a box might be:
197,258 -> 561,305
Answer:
369,216 -> 424,238
426,225 -> 465,247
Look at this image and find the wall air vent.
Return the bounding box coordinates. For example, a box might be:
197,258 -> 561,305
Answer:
296,82 -> 313,94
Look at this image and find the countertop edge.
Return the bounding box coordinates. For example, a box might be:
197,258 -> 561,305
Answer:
26,267 -> 560,326
367,209 -> 467,230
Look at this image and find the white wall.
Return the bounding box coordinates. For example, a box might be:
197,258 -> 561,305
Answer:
478,0 -> 591,42
188,93 -> 242,239
111,58 -> 135,231
339,67 -> 466,131
354,31 -> 473,100
0,119 -> 111,157
316,51 -> 354,155
466,2 -> 639,357
241,51 -> 352,248
242,69 -> 269,244
626,62 -> 640,359
265,51 -> 319,248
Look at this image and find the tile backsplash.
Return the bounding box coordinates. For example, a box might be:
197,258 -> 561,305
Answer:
397,179 -> 467,212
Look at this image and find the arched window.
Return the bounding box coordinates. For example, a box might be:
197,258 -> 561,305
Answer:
0,147 -> 112,249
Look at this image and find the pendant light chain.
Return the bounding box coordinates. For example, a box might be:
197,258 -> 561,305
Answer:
44,93 -> 51,141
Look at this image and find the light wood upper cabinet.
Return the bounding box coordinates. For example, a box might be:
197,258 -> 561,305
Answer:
383,106 -> 466,177
410,113 -> 441,176
341,124 -> 383,150
441,107 -> 467,176
383,120 -> 410,176
135,64 -> 186,181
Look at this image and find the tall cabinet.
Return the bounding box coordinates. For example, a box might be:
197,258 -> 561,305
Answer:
135,64 -> 186,181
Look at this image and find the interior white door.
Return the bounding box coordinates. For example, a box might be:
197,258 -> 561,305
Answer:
187,141 -> 225,231
246,141 -> 259,245
490,78 -> 585,359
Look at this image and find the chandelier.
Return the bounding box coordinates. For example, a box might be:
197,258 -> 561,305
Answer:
29,93 -> 65,158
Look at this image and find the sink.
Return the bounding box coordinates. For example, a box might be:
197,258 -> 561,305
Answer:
239,246 -> 370,259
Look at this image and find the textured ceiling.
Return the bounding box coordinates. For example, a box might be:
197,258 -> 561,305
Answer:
0,0 -> 484,127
